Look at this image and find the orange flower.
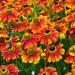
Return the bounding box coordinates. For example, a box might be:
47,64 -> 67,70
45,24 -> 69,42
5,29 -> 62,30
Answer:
30,15 -> 47,33
21,32 -> 38,49
37,0 -> 49,7
1,40 -> 20,62
54,19 -> 68,34
1,3 -> 20,22
65,45 -> 75,63
21,46 -> 42,64
52,2 -> 64,13
38,67 -> 57,75
44,44 -> 65,62
38,27 -> 59,45
20,5 -> 33,15
12,19 -> 28,32
0,64 -> 18,75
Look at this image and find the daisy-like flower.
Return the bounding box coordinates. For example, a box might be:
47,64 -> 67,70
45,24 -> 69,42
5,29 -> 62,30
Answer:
37,0 -> 49,7
21,46 -> 42,64
29,15 -> 47,34
18,0 -> 33,6
38,67 -> 58,75
38,27 -> 59,45
52,2 -> 64,13
0,64 -> 18,75
20,5 -> 33,15
21,32 -> 38,49
1,39 -> 20,62
44,44 -> 65,62
1,3 -> 20,22
54,19 -> 68,34
12,19 -> 28,32
65,45 -> 75,63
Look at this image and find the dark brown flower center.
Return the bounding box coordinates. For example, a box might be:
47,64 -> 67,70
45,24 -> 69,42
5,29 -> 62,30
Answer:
1,68 -> 9,75
50,45 -> 55,51
2,69 -> 5,72
45,29 -> 50,33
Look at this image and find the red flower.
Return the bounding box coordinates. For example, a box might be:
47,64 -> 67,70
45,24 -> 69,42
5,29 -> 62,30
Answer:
38,67 -> 57,75
21,32 -> 38,49
38,27 -> 59,45
1,40 -> 20,62
0,64 -> 18,75
44,44 -> 65,62
12,19 -> 28,32
52,2 -> 64,13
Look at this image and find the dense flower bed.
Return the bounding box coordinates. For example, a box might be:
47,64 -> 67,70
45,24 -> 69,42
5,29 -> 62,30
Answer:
0,0 -> 75,75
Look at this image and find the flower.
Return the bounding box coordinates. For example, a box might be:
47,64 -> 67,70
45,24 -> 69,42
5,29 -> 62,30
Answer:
21,46 -> 42,64
44,44 -> 65,62
20,5 -> 33,15
52,2 -> 64,13
65,45 -> 75,63
21,32 -> 38,49
1,40 -> 20,62
0,64 -> 18,75
38,67 -> 57,75
12,19 -> 28,32
29,15 -> 47,34
39,27 -> 59,45
37,0 -> 49,7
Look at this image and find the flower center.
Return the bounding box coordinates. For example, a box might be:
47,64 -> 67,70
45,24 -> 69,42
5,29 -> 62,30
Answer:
50,45 -> 55,51
27,48 -> 35,56
6,8 -> 12,15
24,33 -> 30,41
45,29 -> 50,33
68,45 -> 75,56
33,18 -> 39,24
1,68 -> 9,75
44,29 -> 51,36
49,45 -> 56,53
